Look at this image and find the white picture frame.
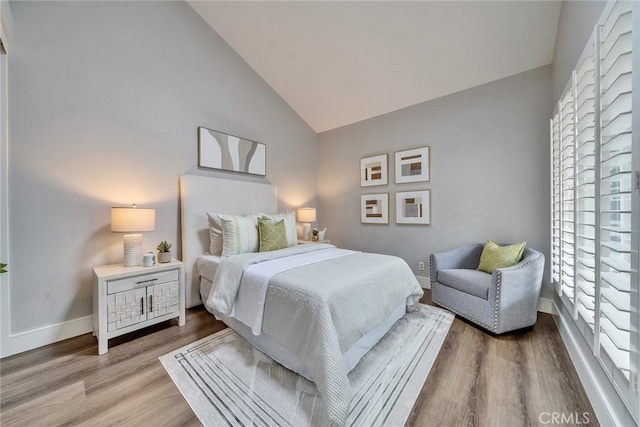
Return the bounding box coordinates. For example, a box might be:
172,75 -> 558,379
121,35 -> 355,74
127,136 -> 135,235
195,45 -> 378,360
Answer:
360,154 -> 388,187
395,147 -> 430,184
361,193 -> 389,224
396,190 -> 431,225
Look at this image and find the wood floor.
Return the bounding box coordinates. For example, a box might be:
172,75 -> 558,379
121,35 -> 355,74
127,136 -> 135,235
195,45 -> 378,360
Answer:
0,291 -> 598,426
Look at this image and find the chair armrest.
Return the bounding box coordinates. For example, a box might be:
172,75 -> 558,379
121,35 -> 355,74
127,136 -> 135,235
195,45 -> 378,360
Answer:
430,243 -> 484,283
488,249 -> 545,308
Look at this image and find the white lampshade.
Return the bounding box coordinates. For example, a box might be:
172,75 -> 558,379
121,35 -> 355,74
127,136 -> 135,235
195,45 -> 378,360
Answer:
111,206 -> 155,232
297,207 -> 316,223
111,205 -> 155,267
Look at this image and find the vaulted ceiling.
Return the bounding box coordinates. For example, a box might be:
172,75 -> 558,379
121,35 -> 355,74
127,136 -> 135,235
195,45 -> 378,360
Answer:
189,1 -> 562,133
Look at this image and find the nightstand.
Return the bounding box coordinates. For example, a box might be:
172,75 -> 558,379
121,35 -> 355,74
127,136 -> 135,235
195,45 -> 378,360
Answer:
298,239 -> 331,244
92,260 -> 185,355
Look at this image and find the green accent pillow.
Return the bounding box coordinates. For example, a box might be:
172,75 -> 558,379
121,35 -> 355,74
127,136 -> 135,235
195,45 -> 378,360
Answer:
258,218 -> 289,252
259,212 -> 298,247
478,240 -> 526,273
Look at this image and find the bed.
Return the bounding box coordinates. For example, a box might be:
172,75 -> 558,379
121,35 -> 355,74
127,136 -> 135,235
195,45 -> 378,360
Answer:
179,175 -> 423,425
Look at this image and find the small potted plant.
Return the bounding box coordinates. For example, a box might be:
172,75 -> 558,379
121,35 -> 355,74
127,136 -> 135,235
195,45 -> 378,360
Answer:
312,228 -> 319,241
156,241 -> 172,263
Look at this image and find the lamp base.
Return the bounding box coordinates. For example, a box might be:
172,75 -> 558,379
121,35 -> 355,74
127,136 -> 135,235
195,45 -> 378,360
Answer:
302,223 -> 311,241
123,233 -> 142,267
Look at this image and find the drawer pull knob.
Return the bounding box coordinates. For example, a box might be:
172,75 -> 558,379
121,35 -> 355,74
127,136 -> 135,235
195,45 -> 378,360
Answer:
140,297 -> 144,315
136,278 -> 158,285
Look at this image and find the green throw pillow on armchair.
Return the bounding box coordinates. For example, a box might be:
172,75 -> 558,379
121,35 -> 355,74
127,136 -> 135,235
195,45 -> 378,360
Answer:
477,240 -> 526,273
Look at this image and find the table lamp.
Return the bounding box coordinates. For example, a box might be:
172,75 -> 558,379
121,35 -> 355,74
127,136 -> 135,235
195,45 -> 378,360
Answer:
297,207 -> 316,241
111,205 -> 155,267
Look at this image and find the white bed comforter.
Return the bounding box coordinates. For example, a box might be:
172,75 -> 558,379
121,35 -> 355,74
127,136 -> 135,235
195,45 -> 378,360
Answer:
206,243 -> 424,426
232,247 -> 359,335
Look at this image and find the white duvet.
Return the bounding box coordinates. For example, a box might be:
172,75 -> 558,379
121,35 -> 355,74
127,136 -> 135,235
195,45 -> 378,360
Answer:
206,243 -> 423,426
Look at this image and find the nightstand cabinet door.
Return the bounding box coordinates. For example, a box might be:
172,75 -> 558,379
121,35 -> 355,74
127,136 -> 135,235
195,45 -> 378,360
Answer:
147,281 -> 179,319
107,287 -> 146,332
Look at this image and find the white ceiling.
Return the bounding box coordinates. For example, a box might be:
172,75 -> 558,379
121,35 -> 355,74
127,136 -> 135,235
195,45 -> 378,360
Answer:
189,1 -> 561,133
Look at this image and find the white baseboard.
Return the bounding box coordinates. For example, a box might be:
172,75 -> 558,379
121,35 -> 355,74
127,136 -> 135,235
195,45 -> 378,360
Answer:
4,315 -> 93,357
415,275 -> 430,289
537,297 -> 555,314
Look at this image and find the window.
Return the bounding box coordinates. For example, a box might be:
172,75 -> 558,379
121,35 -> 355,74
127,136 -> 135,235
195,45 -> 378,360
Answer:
550,1 -> 638,421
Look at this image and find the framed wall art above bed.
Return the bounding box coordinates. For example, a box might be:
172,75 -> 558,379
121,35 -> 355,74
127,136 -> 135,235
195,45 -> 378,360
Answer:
198,127 -> 266,176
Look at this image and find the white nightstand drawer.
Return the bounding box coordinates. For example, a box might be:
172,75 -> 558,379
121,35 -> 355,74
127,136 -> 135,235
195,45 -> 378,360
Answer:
107,269 -> 179,295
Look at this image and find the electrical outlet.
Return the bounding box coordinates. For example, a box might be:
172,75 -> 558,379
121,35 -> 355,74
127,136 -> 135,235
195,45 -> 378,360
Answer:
418,262 -> 425,271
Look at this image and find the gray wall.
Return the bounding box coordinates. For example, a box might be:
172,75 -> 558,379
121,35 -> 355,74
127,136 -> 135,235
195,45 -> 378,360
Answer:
317,66 -> 552,296
551,0 -> 606,102
9,1 -> 317,334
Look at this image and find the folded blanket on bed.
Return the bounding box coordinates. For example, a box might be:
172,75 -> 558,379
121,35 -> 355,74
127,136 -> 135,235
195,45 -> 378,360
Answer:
233,247 -> 359,335
207,243 -> 423,426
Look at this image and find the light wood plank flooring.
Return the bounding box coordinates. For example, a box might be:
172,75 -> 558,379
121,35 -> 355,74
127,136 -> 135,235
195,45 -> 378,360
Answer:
0,291 -> 597,426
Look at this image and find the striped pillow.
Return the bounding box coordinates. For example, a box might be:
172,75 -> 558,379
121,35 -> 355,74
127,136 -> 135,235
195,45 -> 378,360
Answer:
218,214 -> 260,257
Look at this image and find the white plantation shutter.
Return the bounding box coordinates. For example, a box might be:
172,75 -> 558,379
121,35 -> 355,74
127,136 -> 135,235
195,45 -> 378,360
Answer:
598,0 -> 636,396
549,0 -> 639,421
575,41 -> 598,332
560,80 -> 577,304
551,114 -> 561,287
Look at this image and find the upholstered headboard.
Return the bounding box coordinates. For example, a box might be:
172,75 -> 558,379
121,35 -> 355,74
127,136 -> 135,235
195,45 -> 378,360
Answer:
179,175 -> 278,307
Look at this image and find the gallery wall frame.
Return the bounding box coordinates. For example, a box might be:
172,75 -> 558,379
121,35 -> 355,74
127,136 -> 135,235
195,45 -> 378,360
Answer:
360,154 -> 388,187
198,126 -> 266,176
361,193 -> 389,224
395,146 -> 430,184
396,190 -> 431,225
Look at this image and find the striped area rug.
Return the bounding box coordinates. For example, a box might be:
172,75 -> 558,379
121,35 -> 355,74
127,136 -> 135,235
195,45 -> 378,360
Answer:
160,304 -> 453,427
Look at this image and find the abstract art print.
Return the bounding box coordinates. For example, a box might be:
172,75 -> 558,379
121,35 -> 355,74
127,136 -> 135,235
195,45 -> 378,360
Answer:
396,190 -> 430,225
198,127 -> 266,176
361,193 -> 389,224
360,154 -> 388,187
395,147 -> 430,184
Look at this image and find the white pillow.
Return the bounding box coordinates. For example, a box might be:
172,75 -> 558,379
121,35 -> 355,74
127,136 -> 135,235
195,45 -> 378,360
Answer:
218,214 -> 260,257
206,212 -> 224,255
259,212 -> 298,247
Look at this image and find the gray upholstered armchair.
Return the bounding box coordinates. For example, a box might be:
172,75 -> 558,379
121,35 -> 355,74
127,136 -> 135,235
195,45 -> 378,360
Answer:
430,243 -> 545,334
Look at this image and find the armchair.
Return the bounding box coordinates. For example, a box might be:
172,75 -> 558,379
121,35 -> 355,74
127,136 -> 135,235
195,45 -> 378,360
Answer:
430,243 -> 545,334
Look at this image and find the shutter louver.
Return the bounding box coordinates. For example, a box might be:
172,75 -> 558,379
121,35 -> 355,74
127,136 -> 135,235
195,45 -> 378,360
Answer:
560,81 -> 577,303
551,114 -> 562,287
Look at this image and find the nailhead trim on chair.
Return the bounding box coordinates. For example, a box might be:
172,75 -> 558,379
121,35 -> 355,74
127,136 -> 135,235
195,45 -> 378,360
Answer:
494,271 -> 501,332
429,254 -> 435,284
493,252 -> 543,332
